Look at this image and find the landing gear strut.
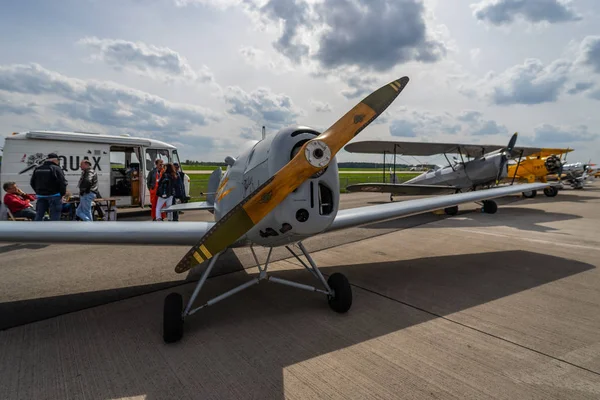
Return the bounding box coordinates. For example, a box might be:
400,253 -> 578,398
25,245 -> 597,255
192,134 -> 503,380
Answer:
162,242 -> 352,343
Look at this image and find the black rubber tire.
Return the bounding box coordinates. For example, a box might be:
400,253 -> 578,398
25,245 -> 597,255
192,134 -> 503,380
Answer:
163,293 -> 184,343
327,273 -> 352,313
544,186 -> 558,197
522,190 -> 537,198
444,206 -> 459,216
482,200 -> 498,214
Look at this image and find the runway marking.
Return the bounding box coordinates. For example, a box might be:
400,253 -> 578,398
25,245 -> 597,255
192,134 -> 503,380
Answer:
455,228 -> 600,251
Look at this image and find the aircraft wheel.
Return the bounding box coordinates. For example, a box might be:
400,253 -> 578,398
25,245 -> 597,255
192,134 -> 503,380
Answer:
522,190 -> 537,198
482,200 -> 498,214
390,194 -> 394,202
163,292 -> 184,343
444,206 -> 459,216
543,186 -> 558,197
327,273 -> 352,313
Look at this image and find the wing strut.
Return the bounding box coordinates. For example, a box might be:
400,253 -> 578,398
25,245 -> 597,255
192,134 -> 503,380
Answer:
443,152 -> 455,171
511,149 -> 524,185
382,151 -> 387,183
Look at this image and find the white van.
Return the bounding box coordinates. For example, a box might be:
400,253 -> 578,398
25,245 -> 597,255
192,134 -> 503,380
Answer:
1,130 -> 190,208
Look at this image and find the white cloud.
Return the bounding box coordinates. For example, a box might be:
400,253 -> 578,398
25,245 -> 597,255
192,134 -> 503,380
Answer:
0,63 -> 221,132
77,37 -> 215,84
472,0 -> 582,26
223,85 -> 304,130
576,36 -> 600,74
464,58 -> 572,105
309,99 -> 332,112
531,123 -> 599,144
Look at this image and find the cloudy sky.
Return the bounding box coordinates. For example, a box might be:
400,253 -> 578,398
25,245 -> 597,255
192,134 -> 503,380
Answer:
1,0 -> 599,165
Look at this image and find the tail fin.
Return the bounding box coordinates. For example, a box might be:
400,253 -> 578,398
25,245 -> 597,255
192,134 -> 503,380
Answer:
206,168 -> 223,206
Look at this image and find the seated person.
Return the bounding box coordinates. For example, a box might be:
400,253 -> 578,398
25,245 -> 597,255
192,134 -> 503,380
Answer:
3,182 -> 37,220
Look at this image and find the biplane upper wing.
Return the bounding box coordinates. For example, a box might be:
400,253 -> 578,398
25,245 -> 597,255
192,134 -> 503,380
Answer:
344,140 -> 568,159
521,148 -> 574,158
345,183 -> 458,195
344,140 -> 505,158
0,182 -> 552,246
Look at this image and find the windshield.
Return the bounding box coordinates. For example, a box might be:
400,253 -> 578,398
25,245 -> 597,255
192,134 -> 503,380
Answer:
145,148 -> 170,172
172,150 -> 182,171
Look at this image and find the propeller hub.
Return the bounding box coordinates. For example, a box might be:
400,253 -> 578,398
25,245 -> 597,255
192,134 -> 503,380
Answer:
305,141 -> 331,168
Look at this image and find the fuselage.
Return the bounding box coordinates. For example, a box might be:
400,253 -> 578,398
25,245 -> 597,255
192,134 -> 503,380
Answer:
210,126 -> 340,248
405,151 -> 507,188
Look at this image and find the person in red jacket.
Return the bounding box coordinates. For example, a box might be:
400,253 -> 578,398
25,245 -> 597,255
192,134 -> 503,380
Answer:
3,182 -> 37,220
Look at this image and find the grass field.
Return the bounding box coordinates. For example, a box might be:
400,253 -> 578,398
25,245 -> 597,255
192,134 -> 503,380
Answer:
182,165 -> 416,173
181,165 -> 223,171
187,172 -> 420,201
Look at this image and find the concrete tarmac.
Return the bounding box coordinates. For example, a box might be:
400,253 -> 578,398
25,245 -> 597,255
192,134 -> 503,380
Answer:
1,182 -> 600,399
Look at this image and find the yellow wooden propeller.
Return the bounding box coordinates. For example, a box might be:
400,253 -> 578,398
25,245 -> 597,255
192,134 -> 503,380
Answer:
174,76 -> 410,273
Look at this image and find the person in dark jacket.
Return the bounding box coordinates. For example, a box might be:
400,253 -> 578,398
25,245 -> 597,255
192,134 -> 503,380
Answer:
155,163 -> 177,221
30,153 -> 68,221
76,159 -> 100,221
172,163 -> 186,221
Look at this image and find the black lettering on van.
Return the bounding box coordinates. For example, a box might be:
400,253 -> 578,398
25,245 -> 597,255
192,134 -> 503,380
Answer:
69,156 -> 80,171
92,156 -> 102,171
58,156 -> 68,171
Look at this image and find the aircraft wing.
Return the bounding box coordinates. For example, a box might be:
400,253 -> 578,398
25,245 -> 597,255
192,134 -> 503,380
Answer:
164,201 -> 214,212
326,182 -> 552,232
344,140 -> 572,159
514,148 -> 574,158
0,182 -> 552,246
345,183 -> 458,195
0,221 -> 216,246
344,140 -> 504,158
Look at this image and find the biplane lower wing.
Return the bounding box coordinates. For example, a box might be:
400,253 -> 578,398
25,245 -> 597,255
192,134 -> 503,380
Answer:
0,183 -> 552,246
346,183 -> 459,196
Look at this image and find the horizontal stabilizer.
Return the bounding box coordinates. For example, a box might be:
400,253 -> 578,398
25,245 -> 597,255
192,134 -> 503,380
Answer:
164,201 -> 214,212
346,183 -> 458,196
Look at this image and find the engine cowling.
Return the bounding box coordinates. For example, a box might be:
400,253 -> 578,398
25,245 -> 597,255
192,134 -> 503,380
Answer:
544,155 -> 562,174
240,126 -> 340,247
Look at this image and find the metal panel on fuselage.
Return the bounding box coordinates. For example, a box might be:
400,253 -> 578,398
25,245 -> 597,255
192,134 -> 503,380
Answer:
405,153 -> 504,188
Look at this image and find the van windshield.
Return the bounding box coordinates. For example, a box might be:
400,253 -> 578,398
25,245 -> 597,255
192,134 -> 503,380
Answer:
172,150 -> 182,170
145,149 -> 170,171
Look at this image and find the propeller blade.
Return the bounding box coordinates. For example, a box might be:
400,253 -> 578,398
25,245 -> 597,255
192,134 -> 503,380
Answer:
507,132 -> 518,153
496,132 -> 518,184
174,77 -> 410,273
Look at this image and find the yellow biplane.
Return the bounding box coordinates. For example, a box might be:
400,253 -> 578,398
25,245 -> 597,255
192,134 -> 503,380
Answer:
504,148 -> 573,198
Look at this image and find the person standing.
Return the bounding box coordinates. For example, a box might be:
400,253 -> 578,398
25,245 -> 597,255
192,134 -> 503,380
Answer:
172,163 -> 186,221
146,159 -> 165,221
76,159 -> 100,221
30,152 -> 68,221
155,163 -> 177,221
